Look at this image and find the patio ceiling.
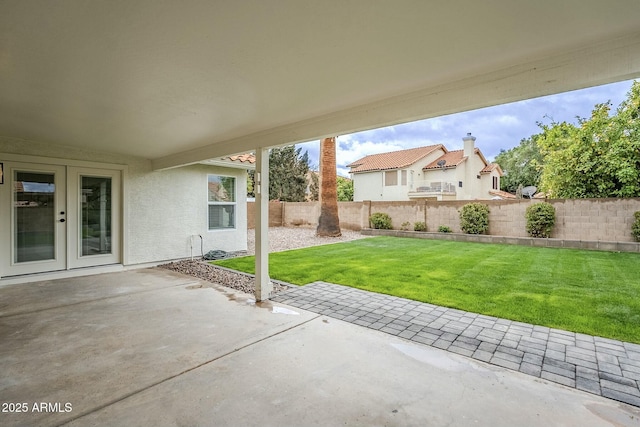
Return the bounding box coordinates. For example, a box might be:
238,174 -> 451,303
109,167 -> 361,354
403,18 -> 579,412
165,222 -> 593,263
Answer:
1,1 -> 639,169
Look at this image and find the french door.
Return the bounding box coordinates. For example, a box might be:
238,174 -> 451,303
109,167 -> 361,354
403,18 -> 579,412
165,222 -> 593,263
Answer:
1,162 -> 121,277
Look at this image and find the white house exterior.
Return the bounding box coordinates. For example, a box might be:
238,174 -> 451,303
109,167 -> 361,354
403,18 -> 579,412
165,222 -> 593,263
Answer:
0,138 -> 252,281
348,134 -> 503,201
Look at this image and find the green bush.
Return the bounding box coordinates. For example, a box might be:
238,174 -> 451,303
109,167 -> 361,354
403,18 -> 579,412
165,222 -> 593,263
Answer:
525,202 -> 556,238
414,222 -> 426,232
632,211 -> 640,242
369,212 -> 392,229
459,203 -> 490,234
400,221 -> 411,231
438,225 -> 452,233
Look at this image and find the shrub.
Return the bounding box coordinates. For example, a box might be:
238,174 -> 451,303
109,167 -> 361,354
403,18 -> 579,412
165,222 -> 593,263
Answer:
632,211 -> 640,242
400,221 -> 411,231
369,212 -> 392,229
414,222 -> 426,232
525,202 -> 556,238
438,225 -> 452,233
459,203 -> 490,234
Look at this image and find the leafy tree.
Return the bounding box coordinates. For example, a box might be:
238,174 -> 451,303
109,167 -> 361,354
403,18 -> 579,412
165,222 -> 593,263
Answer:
308,170 -> 319,201
494,135 -> 543,193
537,80 -> 640,198
269,146 -> 311,201
246,170 -> 255,198
336,176 -> 354,201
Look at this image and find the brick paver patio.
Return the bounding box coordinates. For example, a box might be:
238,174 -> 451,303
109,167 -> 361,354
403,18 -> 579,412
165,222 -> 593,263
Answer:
271,281 -> 640,407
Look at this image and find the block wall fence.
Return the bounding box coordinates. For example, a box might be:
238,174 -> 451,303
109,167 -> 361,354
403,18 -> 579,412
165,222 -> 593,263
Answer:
247,198 -> 640,243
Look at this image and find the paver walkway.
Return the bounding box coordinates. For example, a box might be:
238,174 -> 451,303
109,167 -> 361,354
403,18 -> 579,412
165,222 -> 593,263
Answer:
271,281 -> 640,407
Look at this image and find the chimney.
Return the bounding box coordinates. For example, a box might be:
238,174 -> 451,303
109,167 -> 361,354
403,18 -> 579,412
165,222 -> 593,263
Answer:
463,132 -> 476,158
462,133 -> 476,199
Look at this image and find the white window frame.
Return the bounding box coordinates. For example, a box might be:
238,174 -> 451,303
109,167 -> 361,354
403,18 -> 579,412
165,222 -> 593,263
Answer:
385,170 -> 398,186
208,174 -> 236,230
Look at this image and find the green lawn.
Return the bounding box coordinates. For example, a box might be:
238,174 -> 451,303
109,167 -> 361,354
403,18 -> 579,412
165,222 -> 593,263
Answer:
214,236 -> 640,343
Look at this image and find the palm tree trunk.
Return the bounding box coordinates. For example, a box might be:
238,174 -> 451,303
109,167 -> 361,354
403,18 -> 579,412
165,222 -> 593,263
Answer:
316,137 -> 342,237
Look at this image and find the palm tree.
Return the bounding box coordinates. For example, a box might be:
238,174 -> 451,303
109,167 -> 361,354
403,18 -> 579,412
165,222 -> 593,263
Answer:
316,137 -> 342,236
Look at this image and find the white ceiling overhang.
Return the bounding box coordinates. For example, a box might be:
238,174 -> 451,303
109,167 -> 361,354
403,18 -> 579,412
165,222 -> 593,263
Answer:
1,1 -> 639,170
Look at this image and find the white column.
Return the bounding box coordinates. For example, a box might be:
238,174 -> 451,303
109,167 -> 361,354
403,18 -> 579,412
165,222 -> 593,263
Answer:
254,148 -> 272,301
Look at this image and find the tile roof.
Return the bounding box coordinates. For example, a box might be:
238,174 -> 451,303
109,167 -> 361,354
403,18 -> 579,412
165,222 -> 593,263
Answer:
489,189 -> 517,199
347,145 -> 444,173
423,149 -> 469,170
225,153 -> 255,164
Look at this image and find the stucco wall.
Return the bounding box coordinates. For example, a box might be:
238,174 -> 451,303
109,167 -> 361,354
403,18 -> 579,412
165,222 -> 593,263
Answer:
0,137 -> 248,268
353,171 -> 384,201
125,162 -> 247,264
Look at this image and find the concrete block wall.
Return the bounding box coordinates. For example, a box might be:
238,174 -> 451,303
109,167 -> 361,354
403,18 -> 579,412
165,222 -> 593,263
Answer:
338,202 -> 367,230
551,198 -> 640,241
247,201 -> 285,228
367,201 -> 428,229
247,198 -> 640,243
283,202 -> 319,227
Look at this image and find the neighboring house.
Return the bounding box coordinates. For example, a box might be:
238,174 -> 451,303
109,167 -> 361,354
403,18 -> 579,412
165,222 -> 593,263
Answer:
347,134 -> 503,201
0,140 -> 254,281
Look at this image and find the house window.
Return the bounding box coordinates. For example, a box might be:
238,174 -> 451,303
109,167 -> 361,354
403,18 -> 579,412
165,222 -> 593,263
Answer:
208,175 -> 236,229
401,170 -> 407,186
493,176 -> 498,190
385,170 -> 398,186
458,181 -> 463,188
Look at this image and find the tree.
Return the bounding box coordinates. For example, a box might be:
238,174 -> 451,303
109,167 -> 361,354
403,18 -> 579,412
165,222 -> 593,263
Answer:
316,137 -> 341,236
537,80 -> 640,198
268,146 -> 311,201
494,135 -> 543,194
246,170 -> 255,198
336,176 -> 353,201
308,170 -> 319,201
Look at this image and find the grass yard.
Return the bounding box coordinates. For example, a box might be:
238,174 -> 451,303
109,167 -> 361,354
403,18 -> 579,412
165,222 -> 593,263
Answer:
214,236 -> 640,343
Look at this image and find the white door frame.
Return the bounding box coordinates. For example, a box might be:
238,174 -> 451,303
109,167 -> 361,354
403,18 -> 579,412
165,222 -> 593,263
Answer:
1,162 -> 67,276
67,167 -> 121,269
0,156 -> 124,278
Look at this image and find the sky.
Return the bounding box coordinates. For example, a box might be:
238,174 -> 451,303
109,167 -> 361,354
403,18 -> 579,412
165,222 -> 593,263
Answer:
297,79 -> 636,177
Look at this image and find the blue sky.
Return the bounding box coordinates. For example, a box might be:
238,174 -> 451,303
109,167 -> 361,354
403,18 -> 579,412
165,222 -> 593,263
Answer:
298,79 -> 636,177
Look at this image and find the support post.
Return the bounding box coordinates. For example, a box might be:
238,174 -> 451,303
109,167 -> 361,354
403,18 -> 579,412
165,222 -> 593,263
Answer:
254,148 -> 272,301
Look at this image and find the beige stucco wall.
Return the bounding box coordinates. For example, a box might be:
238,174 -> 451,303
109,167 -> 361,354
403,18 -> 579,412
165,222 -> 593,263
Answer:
0,136 -> 248,268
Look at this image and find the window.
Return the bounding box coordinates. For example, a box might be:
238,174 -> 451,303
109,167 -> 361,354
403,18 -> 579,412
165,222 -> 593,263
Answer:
493,176 -> 499,190
385,170 -> 398,186
208,175 -> 236,229
401,170 -> 407,186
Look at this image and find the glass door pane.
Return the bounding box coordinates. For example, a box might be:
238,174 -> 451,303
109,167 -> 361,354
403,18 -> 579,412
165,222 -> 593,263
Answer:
13,171 -> 56,262
81,176 -> 112,256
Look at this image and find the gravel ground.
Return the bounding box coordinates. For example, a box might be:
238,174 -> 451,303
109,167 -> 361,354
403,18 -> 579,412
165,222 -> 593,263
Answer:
245,227 -> 369,255
159,227 -> 369,296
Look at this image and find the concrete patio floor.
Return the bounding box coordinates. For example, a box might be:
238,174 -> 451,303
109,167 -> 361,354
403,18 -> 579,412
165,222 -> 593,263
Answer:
1,269 -> 639,427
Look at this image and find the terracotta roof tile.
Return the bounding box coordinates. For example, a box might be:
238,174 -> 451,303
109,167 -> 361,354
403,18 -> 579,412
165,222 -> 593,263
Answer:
423,149 -> 468,170
347,145 -> 443,173
224,153 -> 255,164
481,163 -> 503,175
489,189 -> 516,199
